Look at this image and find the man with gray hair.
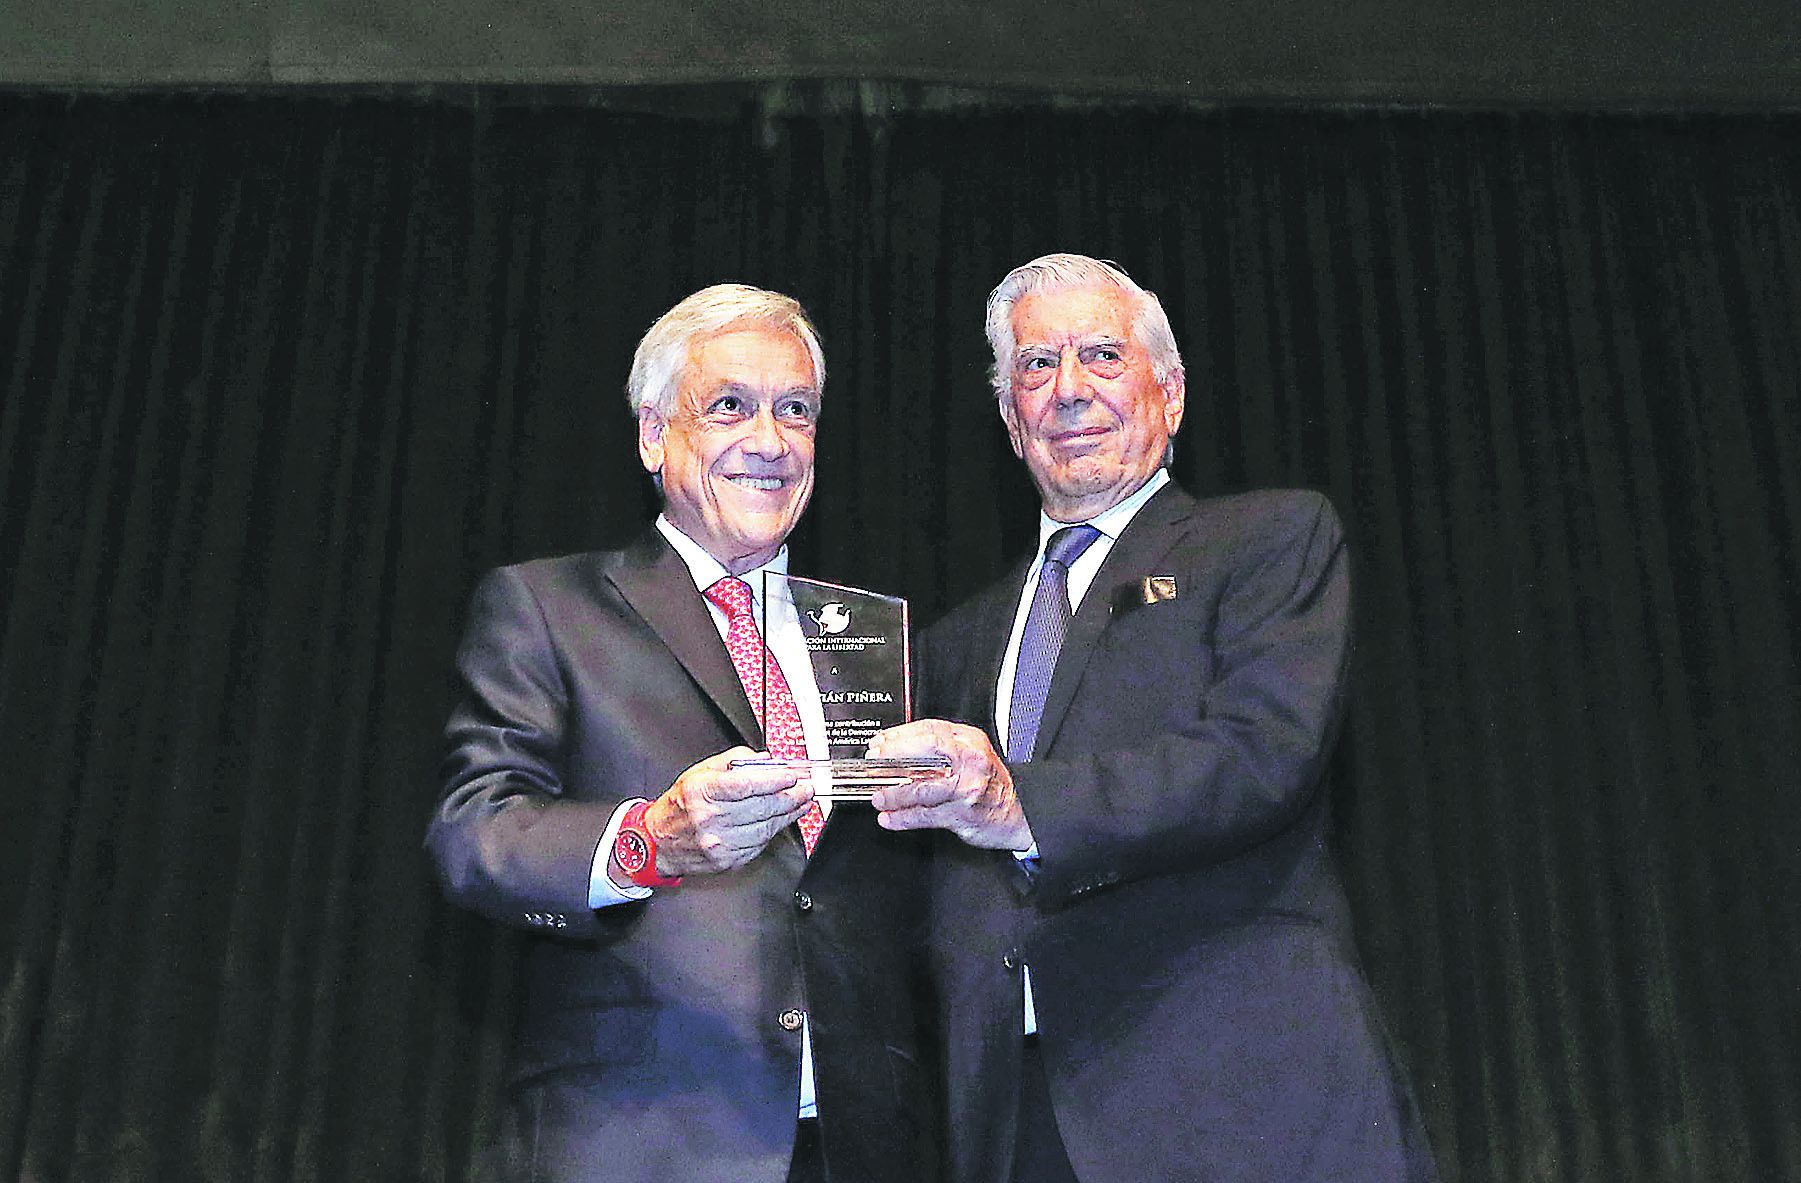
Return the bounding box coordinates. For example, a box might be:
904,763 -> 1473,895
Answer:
872,255 -> 1436,1182
429,284 -> 935,1183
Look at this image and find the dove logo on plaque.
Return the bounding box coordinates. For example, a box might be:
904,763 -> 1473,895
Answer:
808,602 -> 851,636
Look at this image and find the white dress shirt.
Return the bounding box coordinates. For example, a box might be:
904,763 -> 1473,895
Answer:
997,467 -> 1170,1034
586,515 -> 831,1115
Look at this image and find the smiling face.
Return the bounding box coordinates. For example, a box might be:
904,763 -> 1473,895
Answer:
1000,284 -> 1184,522
638,323 -> 821,573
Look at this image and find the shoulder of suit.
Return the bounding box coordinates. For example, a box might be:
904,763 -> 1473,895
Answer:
922,565 -> 1025,639
479,547 -> 638,602
486,548 -> 617,578
1185,487 -> 1341,543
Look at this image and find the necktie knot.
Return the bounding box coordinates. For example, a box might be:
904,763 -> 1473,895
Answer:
1044,523 -> 1101,569
704,576 -> 756,621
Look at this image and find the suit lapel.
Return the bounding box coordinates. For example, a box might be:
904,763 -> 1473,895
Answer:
606,530 -> 765,749
1031,482 -> 1198,760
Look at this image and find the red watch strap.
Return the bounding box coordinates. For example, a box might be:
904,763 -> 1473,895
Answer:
616,801 -> 682,888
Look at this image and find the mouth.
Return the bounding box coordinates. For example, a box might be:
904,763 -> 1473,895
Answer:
724,474 -> 789,492
1047,425 -> 1111,450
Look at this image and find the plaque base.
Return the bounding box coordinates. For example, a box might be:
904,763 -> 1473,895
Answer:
728,757 -> 951,802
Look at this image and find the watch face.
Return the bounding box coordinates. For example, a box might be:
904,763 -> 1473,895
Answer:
616,829 -> 652,875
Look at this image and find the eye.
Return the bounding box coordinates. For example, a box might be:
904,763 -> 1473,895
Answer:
1083,344 -> 1128,376
707,393 -> 745,416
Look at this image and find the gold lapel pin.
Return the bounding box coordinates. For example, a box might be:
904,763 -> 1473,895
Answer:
1140,576 -> 1178,604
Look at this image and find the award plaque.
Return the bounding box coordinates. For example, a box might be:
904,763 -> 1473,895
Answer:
730,573 -> 949,801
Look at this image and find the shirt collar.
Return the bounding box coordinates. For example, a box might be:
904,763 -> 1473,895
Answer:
655,516 -> 790,600
1035,467 -> 1171,553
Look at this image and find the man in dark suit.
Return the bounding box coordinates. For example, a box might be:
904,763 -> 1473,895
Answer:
870,255 -> 1436,1182
427,284 -> 933,1183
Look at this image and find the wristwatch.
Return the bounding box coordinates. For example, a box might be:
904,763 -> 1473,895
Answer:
614,800 -> 682,888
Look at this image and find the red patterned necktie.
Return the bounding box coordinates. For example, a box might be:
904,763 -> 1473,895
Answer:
703,576 -> 826,855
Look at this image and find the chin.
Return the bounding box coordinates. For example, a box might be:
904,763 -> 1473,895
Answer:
1049,464 -> 1113,496
727,525 -> 790,555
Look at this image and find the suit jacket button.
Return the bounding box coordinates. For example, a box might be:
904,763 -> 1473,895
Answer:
778,1008 -> 806,1032
793,890 -> 813,912
1002,952 -> 1019,971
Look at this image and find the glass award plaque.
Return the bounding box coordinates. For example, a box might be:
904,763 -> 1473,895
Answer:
730,573 -> 949,801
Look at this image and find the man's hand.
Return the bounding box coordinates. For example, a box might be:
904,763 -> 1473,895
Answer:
867,720 -> 1033,851
631,748 -> 815,880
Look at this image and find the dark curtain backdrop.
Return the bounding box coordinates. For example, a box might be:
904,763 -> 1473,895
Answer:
2,93 -> 1797,1183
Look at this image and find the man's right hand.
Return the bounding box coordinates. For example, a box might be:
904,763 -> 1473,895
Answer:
627,747 -> 814,880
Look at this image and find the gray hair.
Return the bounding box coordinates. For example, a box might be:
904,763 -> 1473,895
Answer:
983,254 -> 1184,401
626,284 -> 825,419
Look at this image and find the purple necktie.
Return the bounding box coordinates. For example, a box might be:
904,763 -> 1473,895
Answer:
1007,524 -> 1101,761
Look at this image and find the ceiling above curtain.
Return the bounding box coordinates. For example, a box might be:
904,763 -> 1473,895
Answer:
3,0 -> 1799,109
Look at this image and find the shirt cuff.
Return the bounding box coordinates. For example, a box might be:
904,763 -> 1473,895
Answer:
589,798 -> 655,907
1013,841 -> 1040,861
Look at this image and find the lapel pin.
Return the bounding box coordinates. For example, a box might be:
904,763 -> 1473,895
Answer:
1141,576 -> 1178,604
1110,576 -> 1180,615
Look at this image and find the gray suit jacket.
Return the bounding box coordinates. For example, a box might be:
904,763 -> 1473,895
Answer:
427,530 -> 935,1183
919,483 -> 1436,1183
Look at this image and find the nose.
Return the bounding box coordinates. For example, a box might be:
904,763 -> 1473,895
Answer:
1053,348 -> 1088,405
744,403 -> 791,458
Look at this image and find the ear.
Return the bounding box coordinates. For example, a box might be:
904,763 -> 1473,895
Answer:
637,409 -> 666,475
1161,371 -> 1186,439
998,392 -> 1026,460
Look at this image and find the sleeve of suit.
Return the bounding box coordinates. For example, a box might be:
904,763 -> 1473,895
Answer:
426,566 -> 626,938
1016,492 -> 1353,908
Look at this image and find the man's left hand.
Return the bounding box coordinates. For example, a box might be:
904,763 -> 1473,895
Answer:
867,720 -> 1033,851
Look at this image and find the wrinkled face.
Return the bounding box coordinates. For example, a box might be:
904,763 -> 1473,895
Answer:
1001,284 -> 1184,522
638,324 -> 821,573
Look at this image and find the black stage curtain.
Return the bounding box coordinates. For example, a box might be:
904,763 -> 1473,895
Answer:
1,94 -> 1797,1183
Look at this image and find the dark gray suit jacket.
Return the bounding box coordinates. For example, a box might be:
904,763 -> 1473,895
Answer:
427,530 -> 935,1183
919,483 -> 1436,1183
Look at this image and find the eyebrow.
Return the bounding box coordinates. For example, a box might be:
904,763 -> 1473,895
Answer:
701,382 -> 822,414
1013,334 -> 1128,359
707,381 -> 820,398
